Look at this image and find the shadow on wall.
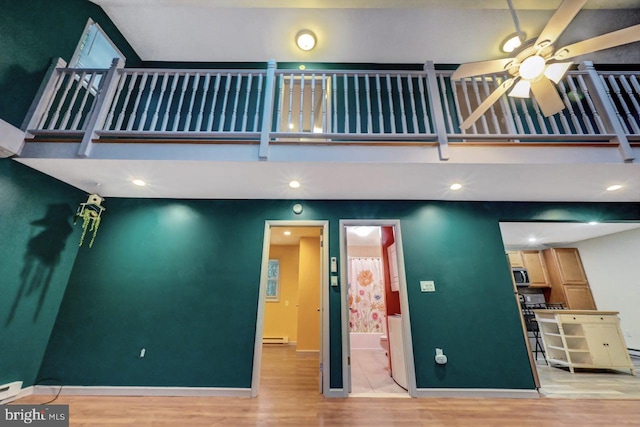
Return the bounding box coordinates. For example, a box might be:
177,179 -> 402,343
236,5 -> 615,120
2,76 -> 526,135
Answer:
0,64 -> 49,129
6,204 -> 74,325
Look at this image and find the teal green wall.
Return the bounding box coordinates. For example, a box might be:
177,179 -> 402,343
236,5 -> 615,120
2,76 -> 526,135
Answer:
0,159 -> 83,387
37,197 -> 640,390
0,0 -> 140,128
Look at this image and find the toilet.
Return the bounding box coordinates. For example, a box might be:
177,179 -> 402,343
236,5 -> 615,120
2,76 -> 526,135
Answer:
379,335 -> 389,355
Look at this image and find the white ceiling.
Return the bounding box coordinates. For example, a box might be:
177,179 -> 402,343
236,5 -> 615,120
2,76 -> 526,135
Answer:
500,221 -> 640,247
92,0 -> 640,64
14,158 -> 640,201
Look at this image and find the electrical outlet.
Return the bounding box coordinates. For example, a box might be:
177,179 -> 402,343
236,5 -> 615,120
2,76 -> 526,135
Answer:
420,281 -> 435,292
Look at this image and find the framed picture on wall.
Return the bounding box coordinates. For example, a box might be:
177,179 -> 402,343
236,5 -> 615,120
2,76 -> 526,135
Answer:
266,259 -> 280,302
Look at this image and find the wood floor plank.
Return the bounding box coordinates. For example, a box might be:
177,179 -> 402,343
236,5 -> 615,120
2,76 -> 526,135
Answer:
12,345 -> 640,426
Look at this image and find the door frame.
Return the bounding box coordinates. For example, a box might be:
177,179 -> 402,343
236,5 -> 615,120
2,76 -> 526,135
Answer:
251,220 -> 330,397
339,219 -> 417,397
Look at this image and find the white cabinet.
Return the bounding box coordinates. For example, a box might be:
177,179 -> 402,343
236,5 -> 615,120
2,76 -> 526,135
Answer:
388,315 -> 407,389
535,310 -> 635,375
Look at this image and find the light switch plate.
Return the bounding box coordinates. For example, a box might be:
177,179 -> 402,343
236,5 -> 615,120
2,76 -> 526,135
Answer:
331,276 -> 338,287
420,280 -> 435,292
330,257 -> 338,273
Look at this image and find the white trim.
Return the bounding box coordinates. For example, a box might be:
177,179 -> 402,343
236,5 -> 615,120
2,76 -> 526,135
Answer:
32,386 -> 251,397
0,386 -> 34,404
415,388 -> 540,399
324,388 -> 345,398
252,220 -> 330,398
339,220 -> 417,398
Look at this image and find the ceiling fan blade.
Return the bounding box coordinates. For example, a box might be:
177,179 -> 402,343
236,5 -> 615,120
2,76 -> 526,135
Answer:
459,78 -> 514,130
530,78 -> 565,117
451,58 -> 514,80
554,24 -> 640,60
535,0 -> 586,49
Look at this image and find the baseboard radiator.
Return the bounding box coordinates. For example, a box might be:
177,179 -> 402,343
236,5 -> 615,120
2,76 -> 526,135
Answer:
263,336 -> 289,344
0,381 -> 23,401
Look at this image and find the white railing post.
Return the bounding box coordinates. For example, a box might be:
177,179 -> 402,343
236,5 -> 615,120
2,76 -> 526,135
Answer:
21,57 -> 67,136
424,61 -> 450,160
78,57 -> 125,158
259,59 -> 277,160
578,61 -> 635,163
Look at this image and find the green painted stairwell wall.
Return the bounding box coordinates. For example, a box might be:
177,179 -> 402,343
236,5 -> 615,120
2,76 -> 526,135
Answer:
0,159 -> 84,387
36,197 -> 640,391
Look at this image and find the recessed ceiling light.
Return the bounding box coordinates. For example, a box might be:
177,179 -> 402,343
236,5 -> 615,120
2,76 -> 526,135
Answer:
588,221 -> 598,225
450,183 -> 462,191
132,179 -> 146,186
284,231 -> 291,236
289,180 -> 301,189
606,184 -> 622,191
528,237 -> 537,242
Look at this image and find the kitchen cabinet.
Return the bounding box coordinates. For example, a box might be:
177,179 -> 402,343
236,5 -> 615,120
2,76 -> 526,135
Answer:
520,250 -> 550,288
543,248 -> 596,309
506,251 -> 524,268
535,310 -> 635,375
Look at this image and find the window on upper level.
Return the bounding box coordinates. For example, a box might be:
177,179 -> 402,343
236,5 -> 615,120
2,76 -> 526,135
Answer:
69,19 -> 126,90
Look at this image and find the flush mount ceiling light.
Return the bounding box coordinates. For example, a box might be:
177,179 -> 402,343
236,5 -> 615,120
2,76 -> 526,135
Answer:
450,183 -> 462,191
284,230 -> 292,236
528,237 -> 537,242
588,221 -> 598,225
289,180 -> 301,189
296,30 -> 317,51
132,179 -> 146,186
606,184 -> 623,191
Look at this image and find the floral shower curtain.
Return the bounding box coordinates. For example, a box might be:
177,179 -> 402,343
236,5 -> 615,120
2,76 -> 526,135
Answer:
348,257 -> 386,333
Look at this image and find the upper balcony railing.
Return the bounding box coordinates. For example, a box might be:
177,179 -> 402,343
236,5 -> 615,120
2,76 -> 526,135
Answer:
23,58 -> 639,161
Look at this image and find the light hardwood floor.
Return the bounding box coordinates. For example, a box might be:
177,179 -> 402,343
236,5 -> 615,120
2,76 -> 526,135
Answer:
13,345 -> 640,426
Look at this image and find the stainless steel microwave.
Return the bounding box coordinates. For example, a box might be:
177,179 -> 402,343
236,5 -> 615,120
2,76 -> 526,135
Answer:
512,268 -> 530,286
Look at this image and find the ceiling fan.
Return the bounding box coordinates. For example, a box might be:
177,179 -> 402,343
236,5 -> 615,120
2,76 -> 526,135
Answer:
452,0 -> 640,130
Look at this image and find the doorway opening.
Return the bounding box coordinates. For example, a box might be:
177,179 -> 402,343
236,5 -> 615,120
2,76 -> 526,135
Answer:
499,221 -> 640,398
340,220 -> 415,398
252,220 -> 329,397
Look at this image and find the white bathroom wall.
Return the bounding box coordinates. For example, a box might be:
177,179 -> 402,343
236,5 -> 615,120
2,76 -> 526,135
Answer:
573,228 -> 640,350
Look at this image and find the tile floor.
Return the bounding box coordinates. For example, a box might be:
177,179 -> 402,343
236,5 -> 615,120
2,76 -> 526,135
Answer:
535,355 -> 640,399
349,348 -> 409,398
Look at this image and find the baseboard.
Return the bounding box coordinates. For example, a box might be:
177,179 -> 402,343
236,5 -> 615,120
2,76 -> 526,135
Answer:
0,386 -> 34,405
324,388 -> 346,398
415,388 -> 539,399
296,350 -> 320,353
32,386 -> 252,398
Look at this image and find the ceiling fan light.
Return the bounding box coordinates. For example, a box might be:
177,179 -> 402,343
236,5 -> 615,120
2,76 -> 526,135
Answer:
501,32 -> 526,53
519,55 -> 546,80
544,62 -> 573,84
508,80 -> 531,98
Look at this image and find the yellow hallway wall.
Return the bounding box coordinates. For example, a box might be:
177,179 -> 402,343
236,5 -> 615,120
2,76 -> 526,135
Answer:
263,245 -> 300,343
297,236 -> 321,351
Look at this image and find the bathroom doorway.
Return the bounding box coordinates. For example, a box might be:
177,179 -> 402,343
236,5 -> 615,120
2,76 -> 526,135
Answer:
340,220 -> 415,398
252,220 -> 329,397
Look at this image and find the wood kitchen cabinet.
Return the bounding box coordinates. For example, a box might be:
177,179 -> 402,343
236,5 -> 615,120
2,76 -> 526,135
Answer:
520,250 -> 550,288
506,251 -> 524,268
543,248 -> 596,310
535,310 -> 635,375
